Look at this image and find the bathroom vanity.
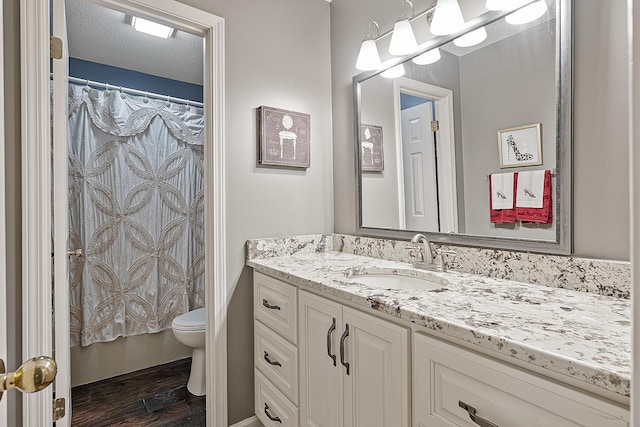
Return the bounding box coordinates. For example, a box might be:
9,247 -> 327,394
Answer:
247,235 -> 630,427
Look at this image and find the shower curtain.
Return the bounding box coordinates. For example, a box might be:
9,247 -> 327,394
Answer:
67,83 -> 205,347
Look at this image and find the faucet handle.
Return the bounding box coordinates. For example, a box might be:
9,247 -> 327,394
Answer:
436,248 -> 457,257
407,244 -> 424,262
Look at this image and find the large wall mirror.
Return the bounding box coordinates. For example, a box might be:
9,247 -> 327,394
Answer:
354,0 -> 572,254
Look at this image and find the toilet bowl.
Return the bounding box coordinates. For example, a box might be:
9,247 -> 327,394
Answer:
172,308 -> 206,396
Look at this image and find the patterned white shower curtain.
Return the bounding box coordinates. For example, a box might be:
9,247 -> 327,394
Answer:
67,84 -> 205,347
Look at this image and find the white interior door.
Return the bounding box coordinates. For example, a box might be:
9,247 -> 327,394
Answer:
52,0 -> 71,425
401,102 -> 439,232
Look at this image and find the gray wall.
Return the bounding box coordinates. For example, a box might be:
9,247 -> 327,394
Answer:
332,0 -> 630,261
4,0 -> 332,424
459,22 -> 556,240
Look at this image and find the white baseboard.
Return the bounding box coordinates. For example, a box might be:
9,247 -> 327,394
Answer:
229,415 -> 262,427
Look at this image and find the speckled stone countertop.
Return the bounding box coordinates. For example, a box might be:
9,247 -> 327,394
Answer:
247,250 -> 631,399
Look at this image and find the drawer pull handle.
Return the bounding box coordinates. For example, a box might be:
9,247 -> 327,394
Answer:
459,401 -> 499,427
264,403 -> 282,423
327,317 -> 337,366
340,323 -> 350,375
263,351 -> 281,367
262,299 -> 281,310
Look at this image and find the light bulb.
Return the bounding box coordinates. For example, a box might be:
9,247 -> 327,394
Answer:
453,27 -> 487,47
412,48 -> 441,65
389,18 -> 418,56
506,0 -> 548,25
381,64 -> 406,78
485,0 -> 509,10
430,0 -> 465,36
356,39 -> 382,71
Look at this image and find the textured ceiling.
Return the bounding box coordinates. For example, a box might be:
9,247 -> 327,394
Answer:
65,0 -> 203,85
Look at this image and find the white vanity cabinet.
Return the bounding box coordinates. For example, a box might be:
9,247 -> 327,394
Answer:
414,333 -> 629,427
253,271 -> 409,427
299,290 -> 409,427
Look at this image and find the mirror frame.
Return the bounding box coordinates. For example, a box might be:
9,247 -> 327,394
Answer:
353,0 -> 572,255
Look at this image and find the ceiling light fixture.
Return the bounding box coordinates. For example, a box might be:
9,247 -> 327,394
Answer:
131,16 -> 175,39
430,0 -> 465,36
356,21 -> 382,71
453,27 -> 487,47
505,0 -> 548,25
381,64 -> 406,78
412,48 -> 441,65
389,0 -> 419,56
485,0 -> 509,11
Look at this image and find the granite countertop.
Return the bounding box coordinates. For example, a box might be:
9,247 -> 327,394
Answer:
247,250 -> 631,398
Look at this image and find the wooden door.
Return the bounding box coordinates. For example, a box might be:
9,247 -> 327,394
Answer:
299,291 -> 343,427
342,307 -> 409,427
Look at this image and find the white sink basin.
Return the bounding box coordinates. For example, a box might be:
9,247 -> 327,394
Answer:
348,274 -> 446,291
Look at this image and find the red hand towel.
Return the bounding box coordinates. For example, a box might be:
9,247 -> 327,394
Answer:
515,170 -> 552,224
489,174 -> 516,224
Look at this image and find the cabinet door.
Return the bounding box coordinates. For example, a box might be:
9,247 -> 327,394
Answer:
342,307 -> 409,427
299,291 -> 343,427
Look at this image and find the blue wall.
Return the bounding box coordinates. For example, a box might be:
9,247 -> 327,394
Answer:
400,93 -> 429,110
69,58 -> 203,102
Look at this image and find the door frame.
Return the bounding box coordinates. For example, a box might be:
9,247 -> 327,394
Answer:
21,0 -> 227,425
393,77 -> 459,233
0,0 -> 7,425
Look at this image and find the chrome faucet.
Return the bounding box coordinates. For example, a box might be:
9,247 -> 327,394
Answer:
409,233 -> 457,272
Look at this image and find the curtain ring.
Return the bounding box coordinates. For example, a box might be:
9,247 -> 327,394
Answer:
120,86 -> 125,99
104,82 -> 110,95
83,79 -> 90,92
143,91 -> 149,103
186,99 -> 190,111
166,95 -> 171,107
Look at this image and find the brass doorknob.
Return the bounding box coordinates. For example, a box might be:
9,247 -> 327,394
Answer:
0,356 -> 57,402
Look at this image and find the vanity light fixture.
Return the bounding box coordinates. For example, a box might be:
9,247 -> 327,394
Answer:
485,0 -> 509,10
389,0 -> 419,56
131,16 -> 175,39
453,27 -> 487,47
429,0 -> 465,36
412,48 -> 441,65
356,21 -> 382,71
381,64 -> 406,78
505,0 -> 548,25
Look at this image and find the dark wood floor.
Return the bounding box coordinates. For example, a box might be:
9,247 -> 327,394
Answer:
71,358 -> 206,426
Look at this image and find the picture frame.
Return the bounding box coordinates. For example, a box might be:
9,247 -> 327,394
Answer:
360,123 -> 384,172
258,105 -> 310,168
497,123 -> 542,168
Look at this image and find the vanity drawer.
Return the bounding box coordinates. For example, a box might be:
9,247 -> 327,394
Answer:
413,333 -> 628,427
256,370 -> 298,427
255,320 -> 299,404
254,272 -> 298,344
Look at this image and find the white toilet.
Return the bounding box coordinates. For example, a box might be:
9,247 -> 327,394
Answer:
172,308 -> 206,396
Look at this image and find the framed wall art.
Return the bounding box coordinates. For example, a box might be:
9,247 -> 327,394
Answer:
361,123 -> 384,172
258,105 -> 311,168
497,123 -> 542,168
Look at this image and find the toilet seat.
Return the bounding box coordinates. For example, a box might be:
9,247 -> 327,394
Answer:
172,308 -> 206,331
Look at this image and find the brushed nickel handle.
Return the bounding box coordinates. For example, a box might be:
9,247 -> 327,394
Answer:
263,351 -> 281,367
340,323 -> 350,375
262,299 -> 281,310
67,249 -> 83,258
327,317 -> 337,366
264,403 -> 282,423
459,401 -> 499,427
0,357 -> 57,402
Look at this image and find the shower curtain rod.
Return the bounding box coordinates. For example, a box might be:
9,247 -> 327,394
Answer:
64,75 -> 204,108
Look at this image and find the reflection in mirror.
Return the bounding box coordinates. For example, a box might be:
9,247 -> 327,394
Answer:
357,0 -> 569,251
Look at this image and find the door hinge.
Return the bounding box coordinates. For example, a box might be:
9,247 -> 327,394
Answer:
53,397 -> 66,421
50,36 -> 63,60
431,120 -> 439,132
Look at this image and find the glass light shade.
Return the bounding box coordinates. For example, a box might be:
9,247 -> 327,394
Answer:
356,39 -> 382,71
389,19 -> 418,56
131,16 -> 174,39
381,64 -> 406,79
453,27 -> 487,47
430,0 -> 465,36
412,48 -> 441,65
505,0 -> 548,25
485,0 -> 508,10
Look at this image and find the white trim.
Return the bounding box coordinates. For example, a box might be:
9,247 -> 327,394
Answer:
0,0 -> 7,424
230,415 -> 262,427
52,0 -> 71,424
23,1 -> 227,426
392,85 -> 407,229
20,0 -> 54,425
394,78 -> 459,233
630,1 -> 638,426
